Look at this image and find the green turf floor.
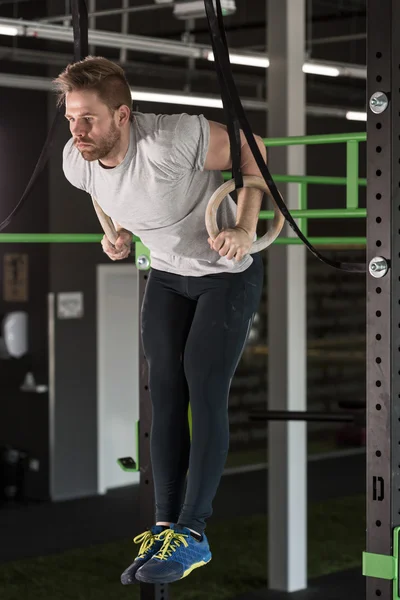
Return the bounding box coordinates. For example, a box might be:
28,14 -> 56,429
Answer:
0,495 -> 365,600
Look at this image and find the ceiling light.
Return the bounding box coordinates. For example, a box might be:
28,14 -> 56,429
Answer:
302,62 -> 340,77
0,24 -> 23,36
131,89 -> 223,108
207,51 -> 270,68
173,0 -> 236,20
346,111 -> 367,121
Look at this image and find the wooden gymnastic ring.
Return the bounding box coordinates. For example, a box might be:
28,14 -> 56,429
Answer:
205,175 -> 285,253
92,196 -> 118,246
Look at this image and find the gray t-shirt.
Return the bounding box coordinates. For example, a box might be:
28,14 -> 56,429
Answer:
63,111 -> 253,276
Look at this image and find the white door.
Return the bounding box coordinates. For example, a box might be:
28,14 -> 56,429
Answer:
97,264 -> 140,494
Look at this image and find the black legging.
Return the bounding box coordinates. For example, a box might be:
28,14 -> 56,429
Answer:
141,253 -> 264,534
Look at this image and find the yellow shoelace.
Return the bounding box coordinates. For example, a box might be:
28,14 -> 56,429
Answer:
134,530 -> 160,559
154,529 -> 189,561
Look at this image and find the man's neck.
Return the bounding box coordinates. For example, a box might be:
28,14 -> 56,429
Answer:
99,125 -> 131,168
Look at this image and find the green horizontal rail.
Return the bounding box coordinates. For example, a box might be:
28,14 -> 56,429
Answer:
274,237 -> 366,245
262,132 -> 366,146
259,208 -> 366,219
222,171 -> 366,186
0,234 -> 106,243
0,230 -> 367,244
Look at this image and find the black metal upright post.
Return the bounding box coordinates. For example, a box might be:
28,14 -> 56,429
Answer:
138,264 -> 169,600
365,1 -> 400,599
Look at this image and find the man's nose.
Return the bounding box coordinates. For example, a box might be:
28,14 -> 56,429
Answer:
71,121 -> 87,136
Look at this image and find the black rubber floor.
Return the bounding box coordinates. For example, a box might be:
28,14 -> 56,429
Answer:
232,568 -> 364,600
0,451 -> 365,564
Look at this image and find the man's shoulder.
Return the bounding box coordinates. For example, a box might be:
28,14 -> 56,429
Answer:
134,111 -> 204,136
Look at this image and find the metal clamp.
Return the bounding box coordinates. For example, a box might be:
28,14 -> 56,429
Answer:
369,91 -> 389,114
369,256 -> 389,278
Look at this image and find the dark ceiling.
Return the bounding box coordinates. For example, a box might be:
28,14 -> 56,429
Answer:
0,0 -> 367,111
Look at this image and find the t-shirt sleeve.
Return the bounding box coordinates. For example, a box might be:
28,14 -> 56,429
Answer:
171,113 -> 210,172
62,138 -> 90,192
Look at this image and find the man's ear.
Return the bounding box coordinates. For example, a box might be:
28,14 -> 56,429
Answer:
118,105 -> 131,125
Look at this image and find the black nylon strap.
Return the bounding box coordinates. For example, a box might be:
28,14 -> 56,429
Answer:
71,0 -> 89,61
0,0 -> 89,233
204,0 -> 366,273
207,0 -> 242,189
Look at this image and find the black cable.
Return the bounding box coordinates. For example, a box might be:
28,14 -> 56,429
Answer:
0,1 -> 90,233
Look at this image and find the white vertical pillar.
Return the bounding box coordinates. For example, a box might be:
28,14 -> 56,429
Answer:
267,0 -> 307,592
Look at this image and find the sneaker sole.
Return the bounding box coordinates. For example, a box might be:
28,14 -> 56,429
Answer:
136,556 -> 212,584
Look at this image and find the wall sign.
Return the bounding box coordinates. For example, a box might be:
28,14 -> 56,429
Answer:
57,292 -> 84,319
3,254 -> 29,302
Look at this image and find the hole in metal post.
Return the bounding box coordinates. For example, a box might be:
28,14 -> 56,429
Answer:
376,193 -> 382,199
376,217 -> 382,223
376,334 -> 382,340
376,404 -> 382,410
376,357 -> 382,363
376,241 -> 382,247
376,311 -> 382,317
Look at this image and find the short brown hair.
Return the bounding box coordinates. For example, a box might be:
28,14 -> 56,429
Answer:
53,56 -> 133,120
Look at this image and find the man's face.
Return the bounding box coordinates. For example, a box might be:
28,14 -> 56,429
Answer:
65,90 -> 121,161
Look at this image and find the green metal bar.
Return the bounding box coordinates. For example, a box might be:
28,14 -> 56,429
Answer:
0,233 -> 365,246
274,174 -> 366,186
299,183 -> 308,236
274,236 -> 366,245
346,140 -> 360,209
0,233 -> 139,243
262,132 -> 367,147
222,171 -> 367,186
259,208 -> 366,220
0,232 -> 366,245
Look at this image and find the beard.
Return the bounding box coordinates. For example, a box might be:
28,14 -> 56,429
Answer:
75,120 -> 121,162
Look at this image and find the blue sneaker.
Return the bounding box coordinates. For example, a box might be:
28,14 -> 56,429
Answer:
135,525 -> 212,584
120,525 -> 167,585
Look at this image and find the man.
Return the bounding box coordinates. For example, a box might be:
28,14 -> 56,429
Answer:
55,56 -> 264,585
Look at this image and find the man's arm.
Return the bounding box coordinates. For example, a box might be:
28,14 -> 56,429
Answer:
203,120 -> 267,260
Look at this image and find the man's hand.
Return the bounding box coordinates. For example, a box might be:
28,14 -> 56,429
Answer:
208,226 -> 253,262
101,229 -> 132,261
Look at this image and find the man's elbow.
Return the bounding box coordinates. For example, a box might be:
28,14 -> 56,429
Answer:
240,130 -> 267,163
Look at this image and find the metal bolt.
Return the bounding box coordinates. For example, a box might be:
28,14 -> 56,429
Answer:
369,92 -> 389,114
137,254 -> 150,270
369,256 -> 388,278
